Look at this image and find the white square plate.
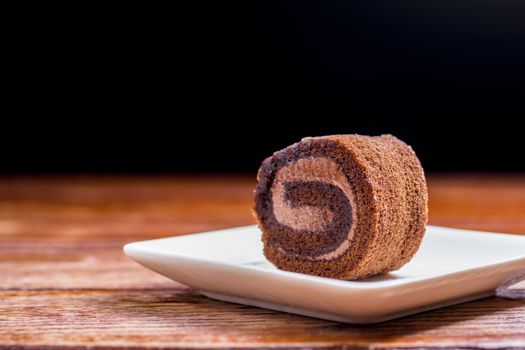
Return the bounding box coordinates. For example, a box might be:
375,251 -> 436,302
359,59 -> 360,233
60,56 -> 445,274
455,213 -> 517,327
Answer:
124,225 -> 525,324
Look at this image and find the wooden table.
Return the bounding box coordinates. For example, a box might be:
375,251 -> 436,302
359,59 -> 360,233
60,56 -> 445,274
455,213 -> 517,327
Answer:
1,174 -> 524,349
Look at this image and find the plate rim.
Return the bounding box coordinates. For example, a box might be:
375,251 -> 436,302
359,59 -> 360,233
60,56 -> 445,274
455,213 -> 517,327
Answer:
123,224 -> 525,291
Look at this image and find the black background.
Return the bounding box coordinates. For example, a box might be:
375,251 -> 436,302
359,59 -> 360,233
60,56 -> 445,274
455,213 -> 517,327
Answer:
4,1 -> 525,173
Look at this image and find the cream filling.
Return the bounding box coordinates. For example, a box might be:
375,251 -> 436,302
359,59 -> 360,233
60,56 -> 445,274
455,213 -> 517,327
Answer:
271,156 -> 356,260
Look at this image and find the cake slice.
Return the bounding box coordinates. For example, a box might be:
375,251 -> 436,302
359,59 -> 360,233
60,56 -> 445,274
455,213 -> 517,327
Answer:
254,134 -> 428,280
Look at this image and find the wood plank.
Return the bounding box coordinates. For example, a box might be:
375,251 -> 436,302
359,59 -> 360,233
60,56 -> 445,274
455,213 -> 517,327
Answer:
0,175 -> 524,248
1,290 -> 524,349
427,174 -> 525,234
0,247 -> 176,290
1,175 -> 524,349
0,175 -> 256,247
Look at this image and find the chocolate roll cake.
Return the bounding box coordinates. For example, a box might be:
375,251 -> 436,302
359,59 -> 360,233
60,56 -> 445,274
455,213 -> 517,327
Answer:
254,134 -> 428,280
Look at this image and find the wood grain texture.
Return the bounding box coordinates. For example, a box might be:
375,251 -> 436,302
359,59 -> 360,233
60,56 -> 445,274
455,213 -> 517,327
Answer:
1,290 -> 524,349
1,174 -> 524,349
